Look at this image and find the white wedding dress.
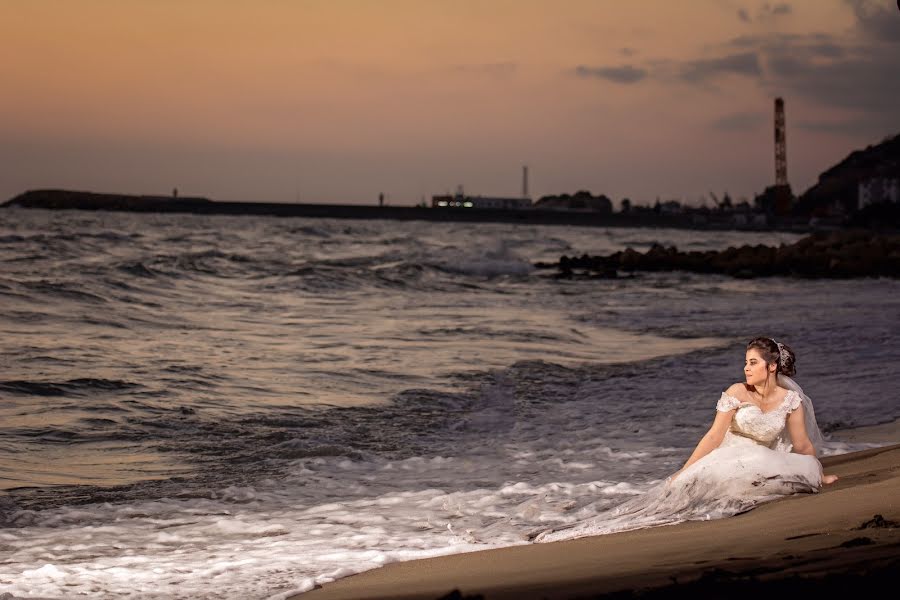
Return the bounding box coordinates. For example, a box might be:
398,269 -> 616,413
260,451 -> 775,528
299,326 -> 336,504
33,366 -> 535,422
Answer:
533,375 -> 825,543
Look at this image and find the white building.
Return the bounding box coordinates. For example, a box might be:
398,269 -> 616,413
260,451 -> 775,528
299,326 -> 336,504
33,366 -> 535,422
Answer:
432,194 -> 532,209
858,177 -> 899,209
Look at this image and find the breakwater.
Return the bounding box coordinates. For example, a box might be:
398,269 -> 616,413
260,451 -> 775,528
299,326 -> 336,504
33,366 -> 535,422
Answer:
3,189 -> 819,231
537,230 -> 900,279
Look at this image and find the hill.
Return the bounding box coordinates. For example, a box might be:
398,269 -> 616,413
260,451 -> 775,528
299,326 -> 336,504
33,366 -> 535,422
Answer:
796,133 -> 900,221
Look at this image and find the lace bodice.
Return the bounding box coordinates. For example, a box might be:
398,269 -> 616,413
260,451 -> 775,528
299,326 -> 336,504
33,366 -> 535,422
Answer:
716,390 -> 802,447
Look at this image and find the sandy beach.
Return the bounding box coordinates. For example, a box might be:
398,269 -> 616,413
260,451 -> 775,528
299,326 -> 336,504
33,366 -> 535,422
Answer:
294,420 -> 900,600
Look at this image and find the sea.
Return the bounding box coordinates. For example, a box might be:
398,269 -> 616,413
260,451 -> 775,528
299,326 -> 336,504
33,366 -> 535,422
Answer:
1,208 -> 898,599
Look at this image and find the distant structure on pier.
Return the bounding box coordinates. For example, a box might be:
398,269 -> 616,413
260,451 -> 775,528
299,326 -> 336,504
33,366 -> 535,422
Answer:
773,97 -> 792,215
431,193 -> 532,210
775,98 -> 787,187
750,98 -> 798,217
431,167 -> 533,210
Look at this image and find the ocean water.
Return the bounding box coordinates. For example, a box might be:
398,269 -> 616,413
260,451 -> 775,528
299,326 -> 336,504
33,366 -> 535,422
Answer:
0,208 -> 897,599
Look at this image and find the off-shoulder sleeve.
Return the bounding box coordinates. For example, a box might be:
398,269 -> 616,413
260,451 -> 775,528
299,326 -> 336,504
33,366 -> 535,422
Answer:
785,390 -> 803,412
716,392 -> 741,412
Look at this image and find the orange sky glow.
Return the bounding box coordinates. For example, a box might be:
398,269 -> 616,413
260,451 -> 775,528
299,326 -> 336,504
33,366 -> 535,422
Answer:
1,0 -> 898,206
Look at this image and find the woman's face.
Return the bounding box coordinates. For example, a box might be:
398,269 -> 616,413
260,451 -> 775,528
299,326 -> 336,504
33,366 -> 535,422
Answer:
744,348 -> 774,386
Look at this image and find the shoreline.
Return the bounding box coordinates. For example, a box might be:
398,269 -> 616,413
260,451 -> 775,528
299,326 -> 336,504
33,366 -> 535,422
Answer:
2,189 -> 848,233
829,418 -> 900,444
291,421 -> 900,600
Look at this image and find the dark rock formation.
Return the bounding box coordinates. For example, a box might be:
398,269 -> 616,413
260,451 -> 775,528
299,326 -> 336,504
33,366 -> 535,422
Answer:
539,231 -> 900,279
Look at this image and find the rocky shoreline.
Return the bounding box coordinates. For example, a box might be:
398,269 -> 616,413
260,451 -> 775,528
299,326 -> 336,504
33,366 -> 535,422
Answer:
536,230 -> 900,279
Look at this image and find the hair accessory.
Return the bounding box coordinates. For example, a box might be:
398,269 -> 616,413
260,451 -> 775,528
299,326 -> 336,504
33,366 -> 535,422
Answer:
770,338 -> 789,370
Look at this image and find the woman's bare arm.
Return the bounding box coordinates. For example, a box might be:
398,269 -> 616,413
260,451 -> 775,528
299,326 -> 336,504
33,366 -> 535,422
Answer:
787,404 -> 838,484
670,408 -> 734,481
787,404 -> 815,456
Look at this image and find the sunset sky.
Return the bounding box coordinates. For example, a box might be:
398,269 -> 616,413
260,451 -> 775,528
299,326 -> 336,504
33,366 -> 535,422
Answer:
1,0 -> 898,207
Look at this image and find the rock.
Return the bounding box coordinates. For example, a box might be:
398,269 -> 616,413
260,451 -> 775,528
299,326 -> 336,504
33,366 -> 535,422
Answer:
547,231 -> 900,279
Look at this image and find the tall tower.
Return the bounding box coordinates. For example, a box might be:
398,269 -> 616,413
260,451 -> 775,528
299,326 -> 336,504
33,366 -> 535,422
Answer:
772,97 -> 792,215
522,165 -> 529,198
774,98 -> 787,186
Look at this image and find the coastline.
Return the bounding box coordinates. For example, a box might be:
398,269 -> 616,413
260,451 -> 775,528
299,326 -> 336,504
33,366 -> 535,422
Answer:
290,420 -> 900,600
3,189 -> 837,233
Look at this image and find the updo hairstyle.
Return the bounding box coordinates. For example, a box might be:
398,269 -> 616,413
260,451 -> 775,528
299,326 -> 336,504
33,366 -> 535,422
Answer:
746,337 -> 796,377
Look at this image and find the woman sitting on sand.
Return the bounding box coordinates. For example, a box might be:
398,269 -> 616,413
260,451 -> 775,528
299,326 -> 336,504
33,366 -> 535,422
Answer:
534,337 -> 838,543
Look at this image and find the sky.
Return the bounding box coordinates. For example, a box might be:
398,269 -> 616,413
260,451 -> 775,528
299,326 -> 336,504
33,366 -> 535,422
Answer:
1,0 -> 898,207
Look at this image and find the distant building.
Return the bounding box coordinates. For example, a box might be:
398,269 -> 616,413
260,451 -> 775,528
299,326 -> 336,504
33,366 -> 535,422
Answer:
733,213 -> 768,227
431,194 -> 532,209
659,200 -> 683,215
858,177 -> 899,209
534,190 -> 612,213
754,184 -> 795,216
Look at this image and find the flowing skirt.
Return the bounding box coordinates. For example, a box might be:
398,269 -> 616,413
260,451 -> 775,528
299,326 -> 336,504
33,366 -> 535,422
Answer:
533,434 -> 823,543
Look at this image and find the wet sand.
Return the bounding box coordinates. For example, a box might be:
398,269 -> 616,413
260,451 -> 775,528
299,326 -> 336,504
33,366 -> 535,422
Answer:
293,420 -> 900,599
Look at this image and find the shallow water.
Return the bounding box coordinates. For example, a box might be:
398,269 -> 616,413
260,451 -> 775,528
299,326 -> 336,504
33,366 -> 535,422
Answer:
0,209 -> 897,598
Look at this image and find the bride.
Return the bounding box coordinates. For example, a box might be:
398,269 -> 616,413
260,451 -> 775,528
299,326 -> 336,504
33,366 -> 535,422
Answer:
533,337 -> 839,543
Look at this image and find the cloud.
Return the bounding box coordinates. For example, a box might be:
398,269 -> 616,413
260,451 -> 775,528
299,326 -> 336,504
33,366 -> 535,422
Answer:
711,111 -> 767,131
572,7 -> 897,136
767,50 -> 900,114
795,117 -> 899,137
715,30 -> 900,135
721,32 -> 900,114
678,52 -> 762,83
807,41 -> 845,59
845,0 -> 900,43
574,64 -> 647,84
727,32 -> 845,60
737,2 -> 792,23
765,3 -> 792,17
